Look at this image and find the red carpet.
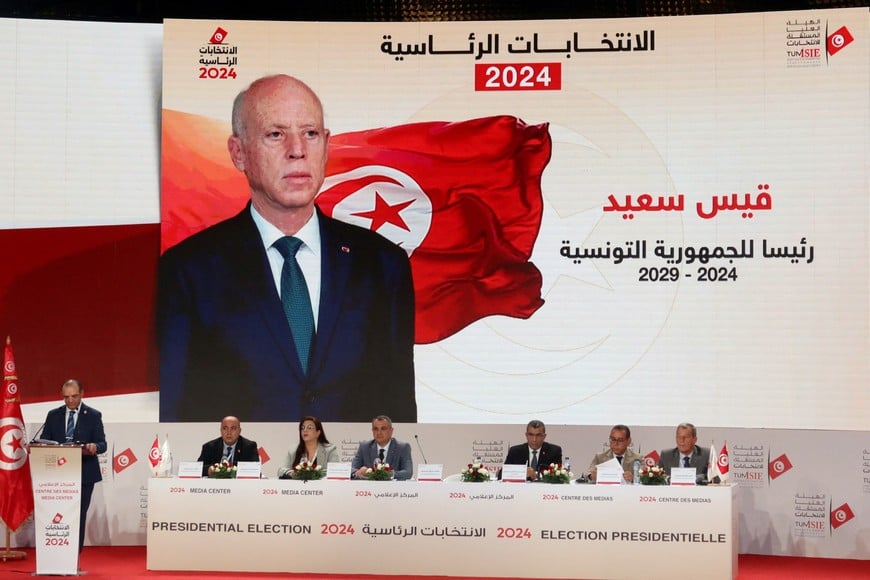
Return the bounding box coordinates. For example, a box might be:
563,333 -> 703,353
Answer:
2,546 -> 869,578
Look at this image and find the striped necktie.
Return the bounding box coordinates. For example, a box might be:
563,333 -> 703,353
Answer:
65,409 -> 76,441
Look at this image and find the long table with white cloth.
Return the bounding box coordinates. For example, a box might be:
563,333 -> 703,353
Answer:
147,478 -> 738,579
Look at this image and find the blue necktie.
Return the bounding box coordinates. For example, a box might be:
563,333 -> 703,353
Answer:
530,450 -> 538,470
65,409 -> 76,441
683,456 -> 690,468
274,236 -> 315,373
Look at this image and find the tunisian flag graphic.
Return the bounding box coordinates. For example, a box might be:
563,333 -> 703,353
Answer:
161,111 -> 551,344
0,337 -> 35,531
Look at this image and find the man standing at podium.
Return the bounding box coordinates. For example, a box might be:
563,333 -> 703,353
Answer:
41,379 -> 107,552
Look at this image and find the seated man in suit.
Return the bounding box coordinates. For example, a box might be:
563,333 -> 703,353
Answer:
585,424 -> 644,483
501,419 -> 562,481
657,422 -> 711,483
351,415 -> 413,480
157,73 -> 416,424
41,379 -> 107,552
197,416 -> 260,476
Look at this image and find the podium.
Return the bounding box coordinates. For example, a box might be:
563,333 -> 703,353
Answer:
29,443 -> 82,575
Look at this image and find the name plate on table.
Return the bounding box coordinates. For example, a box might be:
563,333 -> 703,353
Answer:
177,461 -> 202,478
596,465 -> 623,485
417,464 -> 443,481
236,461 -> 261,479
326,462 -> 352,480
501,464 -> 527,482
670,467 -> 697,486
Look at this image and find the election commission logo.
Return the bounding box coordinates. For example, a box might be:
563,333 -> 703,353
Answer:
0,417 -> 28,470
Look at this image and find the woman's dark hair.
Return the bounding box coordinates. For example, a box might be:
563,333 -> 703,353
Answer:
293,415 -> 329,466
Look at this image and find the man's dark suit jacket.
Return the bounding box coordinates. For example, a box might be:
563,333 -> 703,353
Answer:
42,403 -> 107,484
657,445 -> 711,481
158,204 -> 416,422
501,441 -> 563,479
197,435 -> 260,476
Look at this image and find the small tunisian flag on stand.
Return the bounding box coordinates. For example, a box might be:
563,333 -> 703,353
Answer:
707,441 -> 729,483
148,435 -> 161,476
0,336 -> 35,531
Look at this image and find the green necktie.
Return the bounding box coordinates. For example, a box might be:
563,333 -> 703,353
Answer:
273,236 -> 315,373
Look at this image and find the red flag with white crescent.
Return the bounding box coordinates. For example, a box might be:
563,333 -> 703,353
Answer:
0,337 -> 35,531
149,435 -> 160,469
717,442 -> 729,476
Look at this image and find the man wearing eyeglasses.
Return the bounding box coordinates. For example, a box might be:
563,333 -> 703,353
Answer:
196,416 -> 260,476
500,419 -> 562,481
585,424 -> 644,483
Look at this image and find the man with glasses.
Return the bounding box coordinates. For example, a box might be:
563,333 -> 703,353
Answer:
197,416 -> 260,476
500,420 -> 562,481
585,424 -> 644,483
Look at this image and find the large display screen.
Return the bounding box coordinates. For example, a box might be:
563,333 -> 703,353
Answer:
2,11 -> 868,429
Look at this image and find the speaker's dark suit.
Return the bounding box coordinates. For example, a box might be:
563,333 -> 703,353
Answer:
501,441 -> 562,480
197,435 -> 260,476
657,445 -> 711,482
158,204 -> 416,422
42,403 -> 107,551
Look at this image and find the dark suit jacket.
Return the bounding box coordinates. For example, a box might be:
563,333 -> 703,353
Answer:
197,435 -> 260,476
158,204 -> 416,422
501,441 -> 562,479
351,438 -> 413,481
657,445 -> 711,481
42,403 -> 107,485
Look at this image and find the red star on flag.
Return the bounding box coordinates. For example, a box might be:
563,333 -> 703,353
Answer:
352,193 -> 414,233
8,431 -> 24,454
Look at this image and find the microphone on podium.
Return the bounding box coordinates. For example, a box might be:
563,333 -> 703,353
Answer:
414,434 -> 429,464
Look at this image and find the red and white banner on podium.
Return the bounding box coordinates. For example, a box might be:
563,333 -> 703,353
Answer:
30,443 -> 82,575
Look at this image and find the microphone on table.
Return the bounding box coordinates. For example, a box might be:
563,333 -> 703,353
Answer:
414,434 -> 429,464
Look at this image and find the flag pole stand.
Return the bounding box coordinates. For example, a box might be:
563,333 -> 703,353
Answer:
0,526 -> 27,562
